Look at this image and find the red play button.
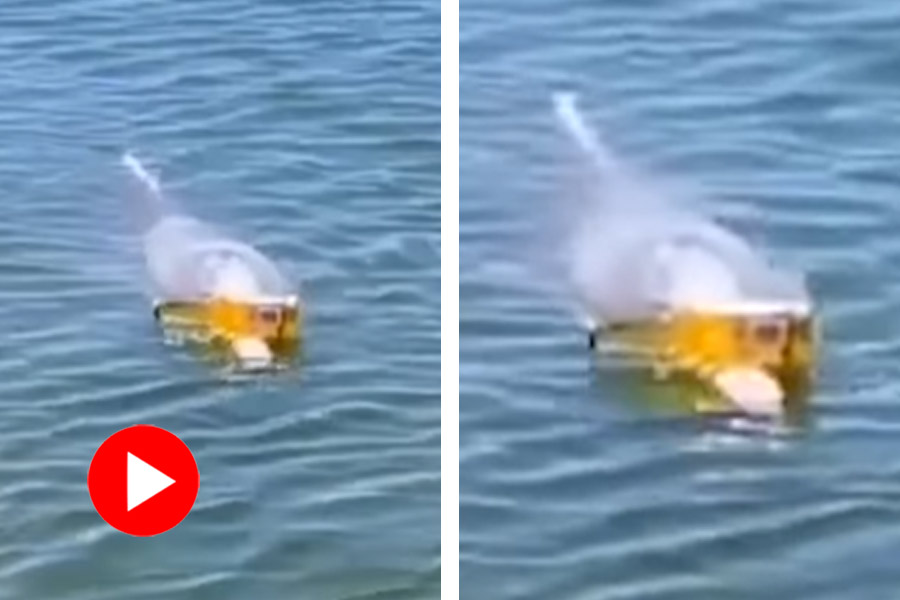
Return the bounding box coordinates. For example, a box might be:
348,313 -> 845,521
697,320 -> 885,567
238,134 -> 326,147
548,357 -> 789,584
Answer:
88,425 -> 199,536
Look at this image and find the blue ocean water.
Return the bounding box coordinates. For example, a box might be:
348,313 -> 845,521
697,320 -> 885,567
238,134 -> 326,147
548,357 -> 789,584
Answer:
0,1 -> 439,598
461,0 -> 900,597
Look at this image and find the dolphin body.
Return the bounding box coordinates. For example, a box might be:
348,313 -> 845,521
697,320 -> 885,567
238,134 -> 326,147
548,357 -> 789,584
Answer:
552,94 -> 812,415
121,152 -> 291,303
551,93 -> 809,329
122,153 -> 296,368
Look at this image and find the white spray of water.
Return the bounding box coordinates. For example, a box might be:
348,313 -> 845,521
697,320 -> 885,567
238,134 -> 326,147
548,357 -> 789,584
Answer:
551,93 -> 809,328
122,152 -> 291,302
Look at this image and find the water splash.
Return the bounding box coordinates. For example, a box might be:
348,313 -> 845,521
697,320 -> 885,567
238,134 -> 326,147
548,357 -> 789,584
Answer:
550,93 -> 809,329
121,152 -> 293,302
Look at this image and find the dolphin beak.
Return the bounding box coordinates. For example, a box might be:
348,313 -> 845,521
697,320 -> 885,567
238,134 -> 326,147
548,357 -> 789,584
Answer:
712,367 -> 784,416
231,337 -> 273,370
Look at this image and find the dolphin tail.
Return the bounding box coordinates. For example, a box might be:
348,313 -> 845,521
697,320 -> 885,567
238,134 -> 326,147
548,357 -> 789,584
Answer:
552,91 -> 617,173
121,151 -> 170,232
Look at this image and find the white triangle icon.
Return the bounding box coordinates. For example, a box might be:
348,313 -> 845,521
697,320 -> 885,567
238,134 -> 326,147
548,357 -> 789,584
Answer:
127,452 -> 176,511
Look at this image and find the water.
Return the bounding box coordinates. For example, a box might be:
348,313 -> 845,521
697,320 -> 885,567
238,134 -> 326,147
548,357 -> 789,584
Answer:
0,1 -> 439,598
461,0 -> 900,597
